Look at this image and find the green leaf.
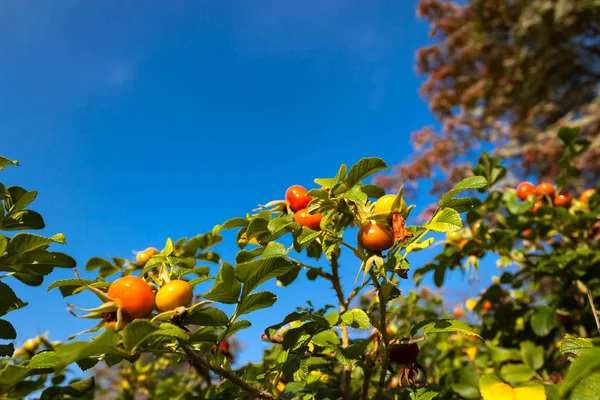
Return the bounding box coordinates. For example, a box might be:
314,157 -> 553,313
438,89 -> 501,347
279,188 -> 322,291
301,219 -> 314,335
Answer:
362,184 -> 386,199
314,177 -> 338,189
405,238 -> 434,253
260,242 -> 288,260
442,198 -> 475,213
0,210 -> 45,231
51,329 -> 127,370
219,320 -> 251,341
520,341 -> 544,370
0,319 -> 16,340
203,263 -> 240,304
569,372 -> 600,400
439,176 -> 487,207
344,185 -> 368,205
237,291 -> 277,317
560,334 -> 593,357
213,218 -> 248,234
85,257 -> 120,278
236,257 -> 295,296
499,363 -> 535,383
153,323 -> 187,341
332,342 -> 365,367
561,348 -> 600,398
40,377 -> 95,400
530,306 -> 556,337
344,157 -> 388,189
409,387 -> 440,400
472,152 -> 506,189
5,233 -> 63,255
410,319 -> 481,338
294,227 -> 321,250
339,309 -> 371,330
426,208 -> 463,232
47,278 -> 104,297
558,126 -> 579,146
122,320 -> 159,351
184,307 -> 230,326
162,238 -> 174,256
0,344 -> 14,357
311,329 -> 340,347
0,281 -> 27,317
0,156 -> 19,171
0,235 -> 7,255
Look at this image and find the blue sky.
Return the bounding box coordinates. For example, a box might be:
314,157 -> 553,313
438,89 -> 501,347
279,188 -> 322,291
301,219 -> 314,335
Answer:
1,1 -> 494,367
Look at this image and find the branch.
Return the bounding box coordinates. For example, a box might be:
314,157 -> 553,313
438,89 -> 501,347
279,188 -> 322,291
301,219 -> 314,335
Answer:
180,342 -> 275,399
370,270 -> 390,400
587,289 -> 600,333
331,252 -> 351,400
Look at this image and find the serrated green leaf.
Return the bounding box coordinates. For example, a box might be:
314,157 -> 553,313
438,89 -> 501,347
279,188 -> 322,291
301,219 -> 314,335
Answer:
560,334 -> 593,357
561,348 -> 600,398
203,263 -> 240,304
122,320 -> 159,351
7,191 -> 37,214
0,210 -> 45,231
439,176 -> 487,207
85,257 -> 120,278
213,218 -> 248,234
219,320 -> 251,341
236,257 -> 295,296
0,319 -> 16,340
0,156 -> 19,171
0,343 -> 14,357
184,307 -> 229,326
344,157 -> 388,189
339,309 -> 371,330
344,185 -> 368,205
0,281 -> 27,317
410,319 -> 481,338
406,237 -> 434,253
426,208 -> 463,232
237,291 -> 277,317
5,233 -> 64,255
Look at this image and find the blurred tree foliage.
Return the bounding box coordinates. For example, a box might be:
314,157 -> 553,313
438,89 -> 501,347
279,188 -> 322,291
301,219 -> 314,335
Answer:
376,0 -> 600,193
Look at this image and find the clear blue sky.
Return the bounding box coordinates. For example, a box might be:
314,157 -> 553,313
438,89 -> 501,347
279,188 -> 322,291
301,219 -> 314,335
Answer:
1,1 -> 494,367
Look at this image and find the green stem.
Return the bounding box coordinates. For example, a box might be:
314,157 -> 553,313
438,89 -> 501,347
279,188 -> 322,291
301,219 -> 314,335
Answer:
369,269 -> 390,399
331,252 -> 351,400
179,342 -> 275,399
360,360 -> 374,400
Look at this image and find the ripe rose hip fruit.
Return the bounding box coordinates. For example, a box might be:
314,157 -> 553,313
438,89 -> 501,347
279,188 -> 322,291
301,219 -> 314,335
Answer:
293,208 -> 323,231
373,194 -> 407,217
285,185 -> 312,212
553,192 -> 572,207
357,223 -> 394,251
516,182 -> 536,201
536,182 -> 555,197
137,248 -> 159,266
581,189 -> 596,205
108,276 -> 155,320
389,341 -> 419,365
155,280 -> 194,312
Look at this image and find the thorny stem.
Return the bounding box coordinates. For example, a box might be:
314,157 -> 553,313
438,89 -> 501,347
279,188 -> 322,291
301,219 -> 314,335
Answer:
360,360 -> 374,400
331,252 -> 351,400
179,342 -> 275,399
370,269 -> 390,399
